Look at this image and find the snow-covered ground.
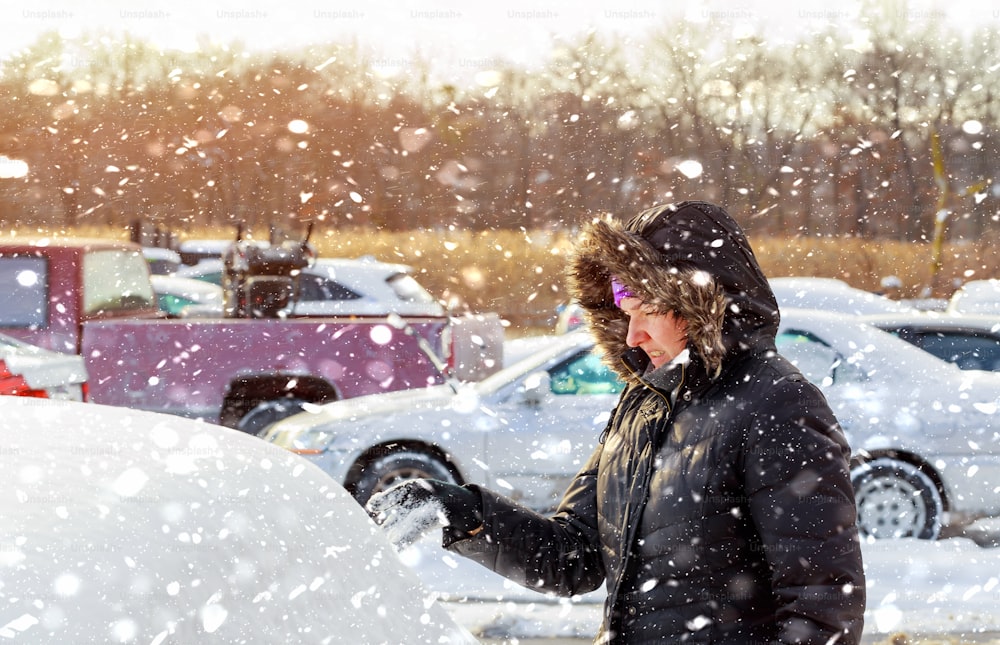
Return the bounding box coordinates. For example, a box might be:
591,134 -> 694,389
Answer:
400,520 -> 1000,643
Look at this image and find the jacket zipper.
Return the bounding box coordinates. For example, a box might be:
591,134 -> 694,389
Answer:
604,363 -> 687,634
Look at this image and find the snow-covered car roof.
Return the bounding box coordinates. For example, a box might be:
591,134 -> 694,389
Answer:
770,276 -> 912,315
0,333 -> 87,400
860,310 -> 1000,333
174,257 -> 445,317
947,279 -> 1000,315
175,238 -> 248,266
0,398 -> 475,644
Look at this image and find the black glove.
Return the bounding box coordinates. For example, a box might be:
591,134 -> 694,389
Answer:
366,479 -> 483,549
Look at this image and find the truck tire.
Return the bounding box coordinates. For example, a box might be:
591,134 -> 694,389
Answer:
851,457 -> 944,540
351,449 -> 458,507
236,398 -> 308,437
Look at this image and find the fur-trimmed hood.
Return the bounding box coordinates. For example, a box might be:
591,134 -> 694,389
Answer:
567,201 -> 780,384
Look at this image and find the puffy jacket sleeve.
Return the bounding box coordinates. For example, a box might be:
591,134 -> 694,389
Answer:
444,444 -> 607,597
743,376 -> 866,644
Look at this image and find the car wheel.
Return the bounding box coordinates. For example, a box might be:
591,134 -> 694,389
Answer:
236,398 -> 308,437
851,457 -> 944,540
352,449 -> 458,506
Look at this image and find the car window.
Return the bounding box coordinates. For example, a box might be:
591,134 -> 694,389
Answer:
776,330 -> 845,385
911,331 -> 1000,371
146,258 -> 181,275
549,350 -> 624,395
0,257 -> 49,327
298,274 -> 361,301
156,293 -> 197,316
191,271 -> 222,287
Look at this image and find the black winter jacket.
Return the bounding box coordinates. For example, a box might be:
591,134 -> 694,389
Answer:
449,202 -> 866,644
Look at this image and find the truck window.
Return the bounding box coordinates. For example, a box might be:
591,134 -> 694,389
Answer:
0,257 -> 49,327
82,250 -> 156,315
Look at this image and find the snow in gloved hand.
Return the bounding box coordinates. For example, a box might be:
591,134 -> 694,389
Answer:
367,480 -> 449,550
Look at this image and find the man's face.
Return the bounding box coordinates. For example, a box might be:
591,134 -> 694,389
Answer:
619,297 -> 689,368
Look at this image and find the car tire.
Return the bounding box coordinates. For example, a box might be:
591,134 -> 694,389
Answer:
851,457 -> 944,540
352,449 -> 458,506
236,398 -> 308,437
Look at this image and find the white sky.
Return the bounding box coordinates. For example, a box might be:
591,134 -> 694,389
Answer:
0,0 -> 994,81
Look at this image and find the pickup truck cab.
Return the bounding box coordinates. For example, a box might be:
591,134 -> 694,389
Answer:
0,239 -> 162,352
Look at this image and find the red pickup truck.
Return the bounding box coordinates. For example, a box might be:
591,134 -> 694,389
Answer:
0,238 -> 502,433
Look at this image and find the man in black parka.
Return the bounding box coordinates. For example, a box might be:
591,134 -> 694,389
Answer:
369,201 -> 867,644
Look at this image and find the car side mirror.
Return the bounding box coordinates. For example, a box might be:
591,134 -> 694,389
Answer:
517,371 -> 552,407
781,341 -> 840,384
832,357 -> 867,384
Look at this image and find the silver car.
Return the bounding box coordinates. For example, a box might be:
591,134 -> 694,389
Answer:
266,311 -> 1000,540
264,331 -> 622,511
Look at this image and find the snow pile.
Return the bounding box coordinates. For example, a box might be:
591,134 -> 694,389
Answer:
0,398 -> 475,644
367,481 -> 449,550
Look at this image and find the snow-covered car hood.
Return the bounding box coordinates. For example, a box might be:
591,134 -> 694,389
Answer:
264,382 -> 462,444
0,398 -> 475,644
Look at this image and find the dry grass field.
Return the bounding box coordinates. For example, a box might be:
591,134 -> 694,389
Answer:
8,224 -> 999,336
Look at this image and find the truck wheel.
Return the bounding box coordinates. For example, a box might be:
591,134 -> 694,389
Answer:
237,398 -> 308,437
352,450 -> 458,506
851,457 -> 944,540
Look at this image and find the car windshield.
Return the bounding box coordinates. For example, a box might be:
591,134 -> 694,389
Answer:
474,334 -> 601,394
779,312 -> 965,386
297,273 -> 361,301
549,349 -> 624,395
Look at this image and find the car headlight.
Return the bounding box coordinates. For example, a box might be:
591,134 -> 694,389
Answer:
268,424 -> 333,453
289,427 -> 336,454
